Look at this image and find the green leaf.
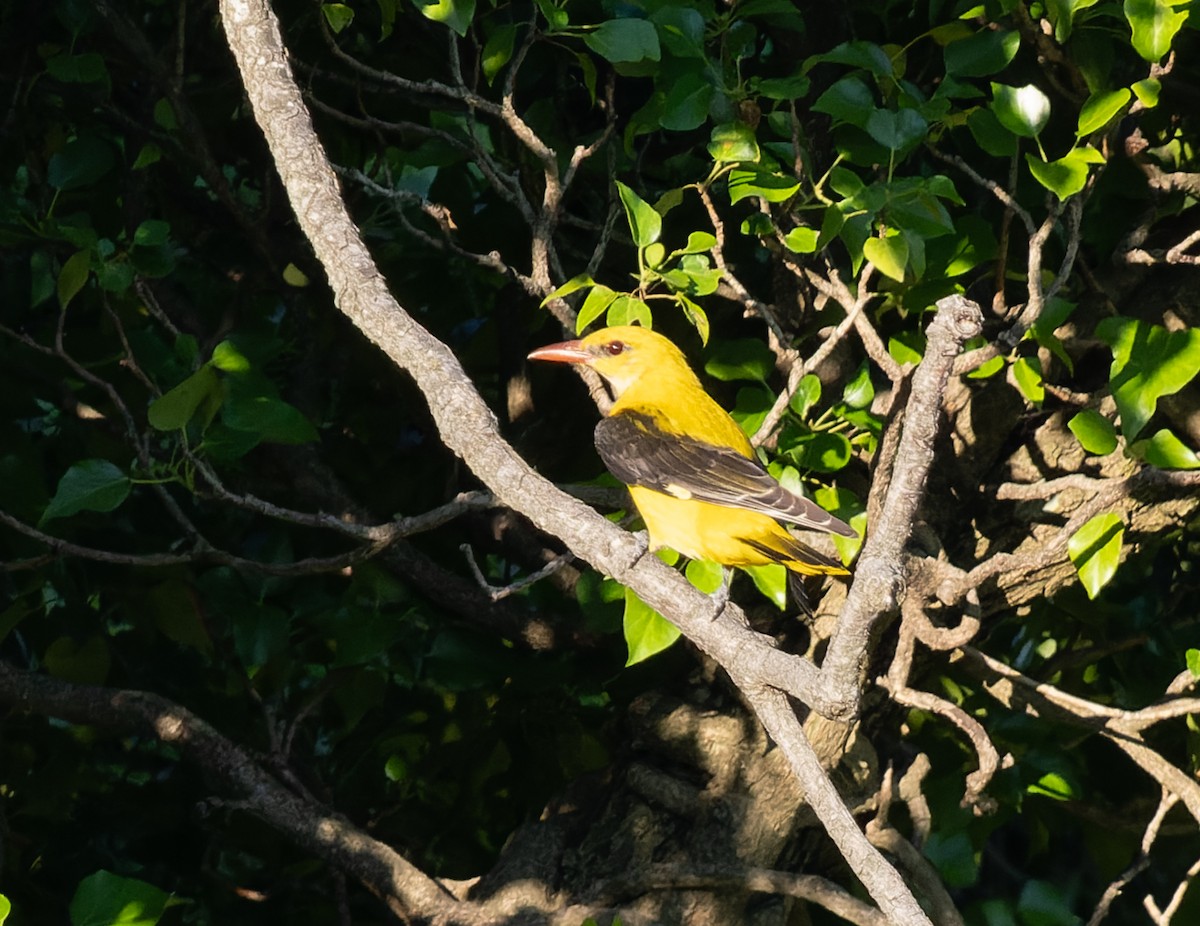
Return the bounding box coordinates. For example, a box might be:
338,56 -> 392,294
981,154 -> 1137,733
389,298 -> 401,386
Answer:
42,460 -> 131,524
811,76 -> 875,127
1068,512 -> 1124,599
864,108 -> 928,152
671,232 -> 717,257
1068,410 -> 1118,455
211,340 -> 252,373
650,6 -> 705,58
133,220 -> 170,248
754,74 -> 811,100
57,249 -> 91,309
1025,147 -> 1104,199
674,254 -> 721,296
677,295 -> 711,346
1187,648 -> 1200,679
707,122 -> 759,164
705,338 -> 774,382
1077,88 -> 1131,135
615,180 -> 662,247
1046,0 -> 1102,42
811,41 -> 894,77
685,559 -> 724,593
584,18 -> 660,64
923,831 -> 979,889
991,83 -> 1051,138
46,53 -> 110,86
742,564 -> 787,609
781,225 -> 819,253
535,0 -> 568,30
814,485 -> 864,563
888,331 -> 925,365
482,24 -> 516,84
376,0 -> 397,38
1124,0 -> 1188,62
1131,77 -> 1161,108
47,136 -> 115,191
576,284 -> 618,332
223,393 -> 318,445
728,168 -> 800,204
623,587 -> 681,665
321,3 -> 355,32
1012,356 -> 1045,405
660,72 -> 713,132
792,432 -> 852,473
541,273 -> 596,307
789,375 -> 821,418
944,30 -> 1020,76
1129,428 -> 1200,469
1097,317 -> 1200,439
1027,771 -> 1077,801
964,336 -> 1005,379
410,0 -> 474,36
966,107 -> 1018,157
0,893 -> 10,925
152,98 -> 177,132
606,295 -> 652,328
148,365 -> 221,431
69,870 -> 171,926
863,235 -> 908,282
1018,880 -> 1082,926
842,362 -> 874,410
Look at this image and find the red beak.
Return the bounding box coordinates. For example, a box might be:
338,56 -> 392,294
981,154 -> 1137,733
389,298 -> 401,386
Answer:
528,340 -> 591,364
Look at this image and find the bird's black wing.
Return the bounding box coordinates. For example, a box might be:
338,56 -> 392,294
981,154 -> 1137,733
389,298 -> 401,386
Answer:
595,411 -> 856,537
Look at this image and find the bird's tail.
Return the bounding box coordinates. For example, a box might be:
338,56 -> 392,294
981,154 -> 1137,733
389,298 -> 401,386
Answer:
743,534 -> 850,577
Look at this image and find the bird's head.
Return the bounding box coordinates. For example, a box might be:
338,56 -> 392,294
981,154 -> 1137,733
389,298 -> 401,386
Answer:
527,325 -> 691,398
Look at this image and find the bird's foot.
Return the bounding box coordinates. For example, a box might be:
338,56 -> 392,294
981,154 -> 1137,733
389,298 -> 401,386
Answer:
708,568 -> 732,621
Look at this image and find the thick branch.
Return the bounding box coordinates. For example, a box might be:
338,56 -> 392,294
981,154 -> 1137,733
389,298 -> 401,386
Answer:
0,662 -> 452,921
818,296 -> 982,717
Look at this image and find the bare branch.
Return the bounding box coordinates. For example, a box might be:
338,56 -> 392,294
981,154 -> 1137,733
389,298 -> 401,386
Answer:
819,296 -> 983,717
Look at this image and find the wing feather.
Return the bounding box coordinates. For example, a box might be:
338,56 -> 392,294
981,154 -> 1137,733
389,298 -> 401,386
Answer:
595,412 -> 856,538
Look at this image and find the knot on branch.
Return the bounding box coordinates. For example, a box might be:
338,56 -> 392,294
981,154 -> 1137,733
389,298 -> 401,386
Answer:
928,295 -> 983,352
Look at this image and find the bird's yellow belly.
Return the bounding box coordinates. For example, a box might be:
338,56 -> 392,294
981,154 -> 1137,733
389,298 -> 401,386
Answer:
629,486 -> 783,566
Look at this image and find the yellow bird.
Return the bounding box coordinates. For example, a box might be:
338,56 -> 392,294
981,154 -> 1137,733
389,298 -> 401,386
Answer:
528,325 -> 854,593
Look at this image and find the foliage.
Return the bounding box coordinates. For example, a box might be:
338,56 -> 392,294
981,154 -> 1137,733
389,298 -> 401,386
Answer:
1,0 -> 1199,923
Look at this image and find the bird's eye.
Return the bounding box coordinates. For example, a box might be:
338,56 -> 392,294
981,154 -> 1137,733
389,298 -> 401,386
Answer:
604,340 -> 627,356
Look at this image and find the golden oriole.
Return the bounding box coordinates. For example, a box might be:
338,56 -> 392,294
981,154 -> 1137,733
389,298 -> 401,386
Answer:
528,325 -> 855,581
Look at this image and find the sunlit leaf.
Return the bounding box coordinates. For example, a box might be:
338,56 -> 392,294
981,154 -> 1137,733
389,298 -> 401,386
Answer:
1129,428 -> 1200,470
1076,88 -> 1131,135
1068,410 -> 1117,455
1068,512 -> 1124,599
615,181 -> 662,247
1012,355 -> 1045,405
991,83 -> 1051,138
542,273 -> 595,307
1096,317 -> 1200,439
410,0 -> 475,37
1025,147 -> 1104,199
623,587 -> 681,665
707,122 -> 759,163
863,234 -> 908,282
1124,0 -> 1188,62
728,167 -> 800,204
148,365 -> 221,431
69,871 -> 170,926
